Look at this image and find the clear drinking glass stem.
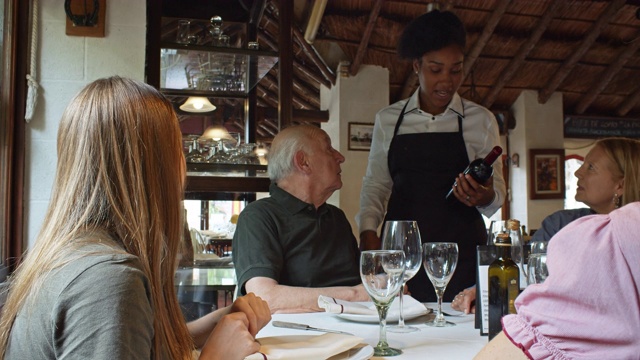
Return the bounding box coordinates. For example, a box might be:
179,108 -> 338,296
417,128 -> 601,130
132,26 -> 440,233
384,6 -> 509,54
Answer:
435,288 -> 446,324
397,283 -> 406,327
375,304 -> 390,350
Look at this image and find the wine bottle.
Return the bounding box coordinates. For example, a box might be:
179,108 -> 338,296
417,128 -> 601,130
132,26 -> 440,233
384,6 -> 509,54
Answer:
445,146 -> 503,200
488,232 -> 519,340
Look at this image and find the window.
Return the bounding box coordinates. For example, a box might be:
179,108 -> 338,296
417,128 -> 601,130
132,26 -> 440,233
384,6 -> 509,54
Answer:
564,156 -> 587,210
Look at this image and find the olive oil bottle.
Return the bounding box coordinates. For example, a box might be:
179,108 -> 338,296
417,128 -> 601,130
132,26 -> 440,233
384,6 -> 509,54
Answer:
488,232 -> 519,340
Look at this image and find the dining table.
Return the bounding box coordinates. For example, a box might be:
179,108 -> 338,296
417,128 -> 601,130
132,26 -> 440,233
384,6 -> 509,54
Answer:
256,302 -> 487,359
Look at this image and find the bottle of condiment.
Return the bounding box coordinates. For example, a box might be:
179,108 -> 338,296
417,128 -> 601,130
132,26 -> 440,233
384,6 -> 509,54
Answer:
488,232 -> 519,340
446,146 -> 503,199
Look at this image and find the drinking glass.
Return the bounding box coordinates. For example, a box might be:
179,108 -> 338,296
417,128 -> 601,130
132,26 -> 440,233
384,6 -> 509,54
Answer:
360,250 -> 405,357
176,19 -> 191,44
527,241 -> 549,285
527,254 -> 548,284
381,220 -> 422,333
422,242 -> 459,327
487,220 -> 507,245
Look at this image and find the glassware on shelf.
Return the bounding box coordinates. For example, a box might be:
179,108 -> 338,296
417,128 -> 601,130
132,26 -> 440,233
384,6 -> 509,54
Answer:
176,19 -> 191,44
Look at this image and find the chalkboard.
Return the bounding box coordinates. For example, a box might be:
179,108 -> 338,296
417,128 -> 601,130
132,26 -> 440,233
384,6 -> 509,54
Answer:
564,116 -> 640,139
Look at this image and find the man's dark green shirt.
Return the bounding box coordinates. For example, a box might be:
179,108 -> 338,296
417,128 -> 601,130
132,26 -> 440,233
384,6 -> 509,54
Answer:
233,183 -> 361,295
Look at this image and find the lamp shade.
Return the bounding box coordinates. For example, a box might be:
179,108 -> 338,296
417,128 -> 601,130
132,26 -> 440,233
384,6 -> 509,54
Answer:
179,96 -> 216,113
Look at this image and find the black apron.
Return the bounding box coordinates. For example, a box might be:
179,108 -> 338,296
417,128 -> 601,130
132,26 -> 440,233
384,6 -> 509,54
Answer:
384,101 -> 487,302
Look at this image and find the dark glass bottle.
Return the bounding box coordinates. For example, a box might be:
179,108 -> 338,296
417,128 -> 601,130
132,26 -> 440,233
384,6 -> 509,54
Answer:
445,146 -> 503,199
488,232 -> 519,340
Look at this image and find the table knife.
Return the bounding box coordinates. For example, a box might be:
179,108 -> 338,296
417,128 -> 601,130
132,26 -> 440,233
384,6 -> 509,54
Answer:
272,321 -> 353,335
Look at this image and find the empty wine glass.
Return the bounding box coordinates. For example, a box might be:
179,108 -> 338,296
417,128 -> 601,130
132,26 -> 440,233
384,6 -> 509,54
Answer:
527,241 -> 549,285
381,220 -> 422,333
360,250 -> 405,357
423,242 -> 458,327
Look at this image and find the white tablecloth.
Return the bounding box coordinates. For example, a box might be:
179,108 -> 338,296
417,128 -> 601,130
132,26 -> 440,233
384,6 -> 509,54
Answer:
256,302 -> 488,359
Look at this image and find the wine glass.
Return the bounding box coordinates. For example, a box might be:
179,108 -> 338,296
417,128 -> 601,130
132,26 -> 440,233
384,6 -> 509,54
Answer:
360,250 -> 405,357
422,242 -> 459,327
381,220 -> 422,333
527,241 -> 549,285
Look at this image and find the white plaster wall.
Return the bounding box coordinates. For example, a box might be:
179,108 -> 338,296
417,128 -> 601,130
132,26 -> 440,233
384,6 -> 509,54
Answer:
509,90 -> 565,232
322,64 -> 389,239
25,0 -> 146,248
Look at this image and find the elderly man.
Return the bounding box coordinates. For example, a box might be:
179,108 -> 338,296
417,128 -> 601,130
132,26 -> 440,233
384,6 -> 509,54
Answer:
232,125 -> 369,313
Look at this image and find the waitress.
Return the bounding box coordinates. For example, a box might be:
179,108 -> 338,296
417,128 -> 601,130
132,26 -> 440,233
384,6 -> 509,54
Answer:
356,10 -> 505,302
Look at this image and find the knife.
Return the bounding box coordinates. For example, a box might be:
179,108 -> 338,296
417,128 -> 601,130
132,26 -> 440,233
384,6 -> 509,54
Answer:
272,321 -> 353,335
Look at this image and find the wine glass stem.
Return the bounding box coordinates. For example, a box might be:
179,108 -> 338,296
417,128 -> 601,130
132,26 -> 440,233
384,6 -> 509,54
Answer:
397,282 -> 406,327
436,288 -> 445,323
376,304 -> 390,349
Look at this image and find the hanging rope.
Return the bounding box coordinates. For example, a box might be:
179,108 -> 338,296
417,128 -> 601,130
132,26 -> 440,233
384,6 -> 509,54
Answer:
25,0 -> 39,122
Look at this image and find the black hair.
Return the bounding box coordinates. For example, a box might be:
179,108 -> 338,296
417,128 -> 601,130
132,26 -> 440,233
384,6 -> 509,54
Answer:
397,10 -> 466,60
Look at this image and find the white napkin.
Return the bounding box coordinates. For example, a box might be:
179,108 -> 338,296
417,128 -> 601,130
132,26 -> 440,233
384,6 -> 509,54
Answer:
318,294 -> 426,318
244,333 -> 363,360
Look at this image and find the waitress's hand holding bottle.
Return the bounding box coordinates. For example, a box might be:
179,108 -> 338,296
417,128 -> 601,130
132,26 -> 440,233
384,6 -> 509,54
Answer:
450,173 -> 496,207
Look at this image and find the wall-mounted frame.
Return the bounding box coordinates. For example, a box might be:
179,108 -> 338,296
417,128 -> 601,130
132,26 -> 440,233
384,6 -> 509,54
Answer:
529,149 -> 565,200
348,122 -> 374,151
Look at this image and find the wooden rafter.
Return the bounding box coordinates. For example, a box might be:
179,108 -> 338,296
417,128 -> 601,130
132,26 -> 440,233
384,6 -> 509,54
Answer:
349,0 -> 384,76
618,84 -> 640,117
481,1 -> 563,108
538,0 -> 625,104
263,9 -> 336,86
575,29 -> 640,114
463,0 -> 511,77
291,23 -> 336,85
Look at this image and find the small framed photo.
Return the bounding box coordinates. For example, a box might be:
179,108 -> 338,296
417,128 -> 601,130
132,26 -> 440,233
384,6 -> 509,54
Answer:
348,122 -> 374,151
529,149 -> 565,200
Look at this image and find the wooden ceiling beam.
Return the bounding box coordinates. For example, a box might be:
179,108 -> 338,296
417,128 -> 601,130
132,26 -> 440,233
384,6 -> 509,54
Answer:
482,0 -> 563,108
256,85 -> 279,108
618,84 -> 640,117
349,0 -> 384,76
575,29 -> 640,114
264,9 -> 336,86
259,23 -> 331,89
538,0 -> 625,104
291,22 -> 336,85
463,0 -> 511,77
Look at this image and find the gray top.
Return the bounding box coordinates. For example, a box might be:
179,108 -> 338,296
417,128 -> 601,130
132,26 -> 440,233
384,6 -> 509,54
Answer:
5,243 -> 155,359
530,208 -> 595,242
233,183 -> 361,295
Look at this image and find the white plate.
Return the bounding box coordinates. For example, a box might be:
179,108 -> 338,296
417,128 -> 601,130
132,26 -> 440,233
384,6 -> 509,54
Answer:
251,335 -> 373,360
337,306 -> 430,323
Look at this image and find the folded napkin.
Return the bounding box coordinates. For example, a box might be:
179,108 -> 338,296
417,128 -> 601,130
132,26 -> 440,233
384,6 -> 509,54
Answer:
318,294 -> 426,318
244,333 -> 363,360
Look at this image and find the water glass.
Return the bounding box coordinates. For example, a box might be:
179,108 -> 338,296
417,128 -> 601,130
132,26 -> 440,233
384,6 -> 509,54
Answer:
527,253 -> 548,285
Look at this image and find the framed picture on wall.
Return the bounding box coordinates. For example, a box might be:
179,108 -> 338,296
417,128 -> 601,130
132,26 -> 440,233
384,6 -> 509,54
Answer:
529,149 -> 565,200
348,122 -> 374,151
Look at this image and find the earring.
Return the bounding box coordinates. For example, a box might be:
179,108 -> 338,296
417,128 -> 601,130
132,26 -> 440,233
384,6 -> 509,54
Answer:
613,193 -> 621,208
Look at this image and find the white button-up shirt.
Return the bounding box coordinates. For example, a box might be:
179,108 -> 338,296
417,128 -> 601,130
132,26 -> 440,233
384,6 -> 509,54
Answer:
356,91 -> 506,234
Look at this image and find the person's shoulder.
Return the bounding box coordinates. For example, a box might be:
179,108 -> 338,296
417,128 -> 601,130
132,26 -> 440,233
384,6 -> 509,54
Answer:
546,208 -> 593,222
460,97 -> 494,116
609,202 -> 640,250
377,98 -> 408,118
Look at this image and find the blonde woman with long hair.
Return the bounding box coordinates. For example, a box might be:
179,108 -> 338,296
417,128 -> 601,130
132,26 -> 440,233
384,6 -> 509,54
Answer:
0,77 -> 270,359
